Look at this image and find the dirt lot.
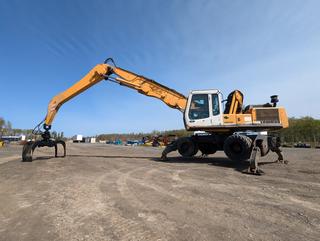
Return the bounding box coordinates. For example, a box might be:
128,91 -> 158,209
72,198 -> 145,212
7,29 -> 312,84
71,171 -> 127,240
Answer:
0,143 -> 319,241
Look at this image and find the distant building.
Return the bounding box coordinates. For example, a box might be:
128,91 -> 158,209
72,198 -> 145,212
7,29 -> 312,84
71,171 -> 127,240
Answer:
85,137 -> 96,143
1,135 -> 26,142
72,135 -> 96,143
72,135 -> 84,143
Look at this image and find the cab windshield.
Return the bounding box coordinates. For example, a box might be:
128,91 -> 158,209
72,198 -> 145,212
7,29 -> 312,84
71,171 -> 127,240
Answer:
212,94 -> 220,116
188,94 -> 209,120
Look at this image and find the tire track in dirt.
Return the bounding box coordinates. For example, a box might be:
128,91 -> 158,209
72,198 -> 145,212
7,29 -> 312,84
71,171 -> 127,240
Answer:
0,155 -> 20,164
46,164 -> 163,241
117,164 -> 320,234
149,165 -> 320,215
98,166 -> 164,241
116,166 -> 180,240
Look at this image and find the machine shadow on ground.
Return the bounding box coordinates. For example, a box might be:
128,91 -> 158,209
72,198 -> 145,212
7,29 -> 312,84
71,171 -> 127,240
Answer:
162,156 -> 280,174
64,154 -> 277,174
157,156 -> 250,173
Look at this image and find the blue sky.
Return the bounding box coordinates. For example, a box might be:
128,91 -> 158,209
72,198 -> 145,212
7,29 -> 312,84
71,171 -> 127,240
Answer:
1,0 -> 320,136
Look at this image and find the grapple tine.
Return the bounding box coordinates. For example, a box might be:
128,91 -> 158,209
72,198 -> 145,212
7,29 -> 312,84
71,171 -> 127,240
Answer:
22,141 -> 35,162
56,140 -> 66,157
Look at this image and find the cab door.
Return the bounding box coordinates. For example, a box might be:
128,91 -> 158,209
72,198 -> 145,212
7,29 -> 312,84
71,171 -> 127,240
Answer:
211,93 -> 223,126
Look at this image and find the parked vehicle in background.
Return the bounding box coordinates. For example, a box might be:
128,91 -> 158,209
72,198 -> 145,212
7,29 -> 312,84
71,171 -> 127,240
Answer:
72,135 -> 84,143
294,142 -> 311,148
282,143 -> 293,148
126,140 -> 144,146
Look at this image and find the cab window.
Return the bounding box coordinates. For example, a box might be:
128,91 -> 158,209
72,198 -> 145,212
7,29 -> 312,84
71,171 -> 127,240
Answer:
188,94 -> 209,120
212,94 -> 220,116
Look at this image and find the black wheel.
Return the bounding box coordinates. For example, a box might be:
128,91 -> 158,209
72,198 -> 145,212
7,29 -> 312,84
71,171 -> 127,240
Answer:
223,134 -> 252,161
177,137 -> 198,157
198,143 -> 217,155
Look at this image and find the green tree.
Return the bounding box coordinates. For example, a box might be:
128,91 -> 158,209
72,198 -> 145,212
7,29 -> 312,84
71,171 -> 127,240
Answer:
279,116 -> 320,146
0,117 -> 5,136
6,121 -> 12,135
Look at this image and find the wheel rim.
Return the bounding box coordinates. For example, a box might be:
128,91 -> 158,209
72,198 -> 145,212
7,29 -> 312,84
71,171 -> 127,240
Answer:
231,142 -> 242,153
181,143 -> 190,153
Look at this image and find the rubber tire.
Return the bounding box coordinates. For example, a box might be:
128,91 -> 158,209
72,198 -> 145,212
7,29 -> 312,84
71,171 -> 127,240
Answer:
177,137 -> 198,157
198,143 -> 217,155
223,134 -> 252,161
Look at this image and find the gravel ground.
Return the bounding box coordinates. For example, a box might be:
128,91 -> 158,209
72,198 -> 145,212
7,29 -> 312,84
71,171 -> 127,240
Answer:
0,143 -> 319,241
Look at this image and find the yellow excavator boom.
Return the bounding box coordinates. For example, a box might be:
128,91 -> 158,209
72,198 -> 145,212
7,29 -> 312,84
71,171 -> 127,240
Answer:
45,62 -> 187,127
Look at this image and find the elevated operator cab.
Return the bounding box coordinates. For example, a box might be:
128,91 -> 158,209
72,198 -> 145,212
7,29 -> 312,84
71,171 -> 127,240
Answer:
184,89 -> 288,132
184,89 -> 224,129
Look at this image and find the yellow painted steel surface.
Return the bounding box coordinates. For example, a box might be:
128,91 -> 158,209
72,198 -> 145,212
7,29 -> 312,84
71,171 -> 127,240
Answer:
278,107 -> 289,128
223,107 -> 288,128
228,90 -> 243,114
223,114 -> 252,125
45,64 -> 187,126
45,64 -> 108,125
112,67 -> 187,110
223,114 -> 237,124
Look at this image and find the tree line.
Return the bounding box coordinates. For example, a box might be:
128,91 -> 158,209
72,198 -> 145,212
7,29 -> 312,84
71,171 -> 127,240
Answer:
278,117 -> 320,146
96,129 -> 192,142
0,117 -> 15,136
0,117 -> 64,140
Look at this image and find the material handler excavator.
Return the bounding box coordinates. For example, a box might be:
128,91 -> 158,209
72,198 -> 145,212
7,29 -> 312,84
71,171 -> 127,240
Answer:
22,58 -> 289,174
